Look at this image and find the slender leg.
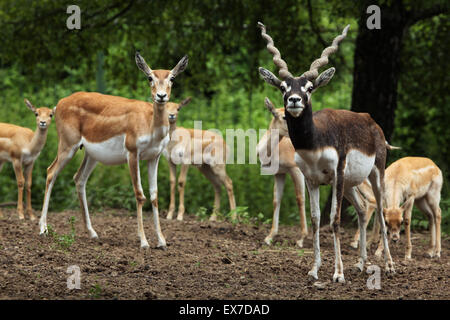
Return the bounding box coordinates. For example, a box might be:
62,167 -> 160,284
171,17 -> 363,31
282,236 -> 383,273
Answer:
73,154 -> 98,238
305,179 -> 321,280
289,167 -> 308,247
166,161 -> 177,220
330,166 -> 345,283
403,201 -> 414,260
345,187 -> 368,271
0,162 -> 3,218
197,165 -> 222,221
428,200 -> 442,258
23,163 -> 36,220
351,189 -> 375,249
369,168 -> 395,273
416,197 -> 439,258
128,151 -> 149,249
176,164 -> 189,221
40,144 -> 79,234
148,156 -> 166,248
211,164 -> 236,220
265,173 -> 286,245
12,159 -> 25,220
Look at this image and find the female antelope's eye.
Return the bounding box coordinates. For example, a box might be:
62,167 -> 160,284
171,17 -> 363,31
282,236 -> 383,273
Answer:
50,114 -> 53,118
170,76 -> 175,82
35,112 -> 38,117
148,77 -> 153,82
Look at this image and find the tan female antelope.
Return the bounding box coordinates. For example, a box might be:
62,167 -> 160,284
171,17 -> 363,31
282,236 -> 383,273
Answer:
257,98 -> 307,247
0,99 -> 55,220
38,52 -> 188,249
164,98 -> 236,221
352,157 -> 442,260
258,22 -> 395,282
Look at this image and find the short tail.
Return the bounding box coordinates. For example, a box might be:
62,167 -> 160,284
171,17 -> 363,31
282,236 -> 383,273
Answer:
385,141 -> 401,150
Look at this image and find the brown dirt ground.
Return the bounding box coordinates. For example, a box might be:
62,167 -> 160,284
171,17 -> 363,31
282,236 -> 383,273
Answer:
0,208 -> 448,300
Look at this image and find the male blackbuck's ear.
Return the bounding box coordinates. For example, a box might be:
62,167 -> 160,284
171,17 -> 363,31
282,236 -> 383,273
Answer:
178,97 -> 192,110
24,99 -> 37,113
264,97 -> 280,119
135,51 -> 153,78
313,67 -> 335,91
171,55 -> 189,77
258,67 -> 282,88
400,196 -> 415,212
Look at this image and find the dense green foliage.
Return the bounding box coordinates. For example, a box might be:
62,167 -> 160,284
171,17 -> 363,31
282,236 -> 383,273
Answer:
0,1 -> 448,234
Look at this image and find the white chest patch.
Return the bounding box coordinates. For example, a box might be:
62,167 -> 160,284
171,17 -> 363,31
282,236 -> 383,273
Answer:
21,149 -> 40,165
295,147 -> 339,185
140,126 -> 170,161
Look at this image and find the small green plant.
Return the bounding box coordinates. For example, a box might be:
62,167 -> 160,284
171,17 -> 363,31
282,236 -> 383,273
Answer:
297,249 -> 304,257
88,283 -> 102,299
129,260 -> 137,267
195,207 -> 209,221
47,216 -> 76,250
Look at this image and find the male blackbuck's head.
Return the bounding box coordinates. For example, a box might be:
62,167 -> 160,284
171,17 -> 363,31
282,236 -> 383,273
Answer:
258,22 -> 349,118
384,197 -> 415,242
135,52 -> 188,104
165,97 -> 192,124
24,99 -> 55,130
264,97 -> 289,138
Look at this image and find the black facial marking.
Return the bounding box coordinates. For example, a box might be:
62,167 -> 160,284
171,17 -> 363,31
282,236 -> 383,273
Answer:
282,76 -> 310,106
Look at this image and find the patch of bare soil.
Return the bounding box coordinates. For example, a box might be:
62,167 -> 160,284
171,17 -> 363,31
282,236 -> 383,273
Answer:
0,208 -> 448,299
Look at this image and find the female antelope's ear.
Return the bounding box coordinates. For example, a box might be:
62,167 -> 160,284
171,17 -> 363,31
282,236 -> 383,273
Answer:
178,97 -> 192,110
51,106 -> 57,117
24,99 -> 36,113
171,55 -> 189,77
135,51 -> 152,77
264,97 -> 279,119
400,196 -> 415,212
259,67 -> 282,88
313,67 -> 335,91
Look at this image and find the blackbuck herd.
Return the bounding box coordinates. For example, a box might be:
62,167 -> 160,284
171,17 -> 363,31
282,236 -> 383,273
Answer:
0,23 -> 442,283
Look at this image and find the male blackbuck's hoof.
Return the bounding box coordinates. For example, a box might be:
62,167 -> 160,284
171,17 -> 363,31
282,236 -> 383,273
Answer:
308,270 -> 318,280
332,273 -> 345,283
350,241 -> 359,249
157,244 -> 167,251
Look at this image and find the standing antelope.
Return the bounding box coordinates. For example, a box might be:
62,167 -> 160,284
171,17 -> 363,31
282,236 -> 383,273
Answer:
256,98 -> 308,247
351,157 -> 442,260
0,99 -> 55,220
164,98 -> 236,221
258,22 -> 395,282
38,52 -> 188,249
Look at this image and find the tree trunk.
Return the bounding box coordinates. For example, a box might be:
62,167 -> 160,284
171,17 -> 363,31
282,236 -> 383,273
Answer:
351,1 -> 408,141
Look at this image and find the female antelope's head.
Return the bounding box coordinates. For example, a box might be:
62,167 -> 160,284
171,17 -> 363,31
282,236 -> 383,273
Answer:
135,52 -> 188,104
264,97 -> 289,138
165,97 -> 192,124
257,22 -> 349,118
24,99 -> 55,130
384,197 -> 415,242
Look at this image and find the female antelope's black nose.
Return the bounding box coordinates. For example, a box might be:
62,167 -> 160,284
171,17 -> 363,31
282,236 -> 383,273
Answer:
157,93 -> 167,99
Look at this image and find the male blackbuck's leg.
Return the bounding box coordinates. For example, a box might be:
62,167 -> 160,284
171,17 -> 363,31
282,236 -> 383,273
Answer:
289,167 -> 308,247
345,187 -> 368,272
212,164 -> 236,220
369,168 -> 395,273
330,164 -> 345,283
197,165 -> 222,221
265,173 -> 286,245
127,151 -> 149,248
147,156 -> 167,249
176,164 -> 189,221
12,159 -> 25,220
305,179 -> 321,280
166,161 -> 177,220
23,163 -> 36,220
73,154 -> 98,239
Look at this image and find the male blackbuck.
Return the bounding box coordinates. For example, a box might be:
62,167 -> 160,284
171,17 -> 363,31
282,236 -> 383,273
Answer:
258,22 -> 395,282
256,98 -> 307,247
38,52 -> 188,249
164,98 -> 236,221
351,157 -> 442,260
0,99 -> 55,220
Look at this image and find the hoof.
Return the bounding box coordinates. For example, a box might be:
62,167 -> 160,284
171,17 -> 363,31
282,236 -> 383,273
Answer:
333,273 -> 345,283
18,215 -> 25,220
166,215 -> 173,220
308,270 -> 318,280
296,239 -> 304,248
354,262 -> 365,272
89,231 -> 99,239
385,263 -> 396,274
425,250 -> 435,258
176,216 -> 184,221
140,241 -> 150,249
209,215 -> 217,222
264,237 -> 273,246
350,241 -> 358,249
157,245 -> 167,251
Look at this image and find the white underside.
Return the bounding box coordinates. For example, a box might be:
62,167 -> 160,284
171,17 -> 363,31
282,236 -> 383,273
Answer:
295,147 -> 375,187
81,127 -> 169,165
